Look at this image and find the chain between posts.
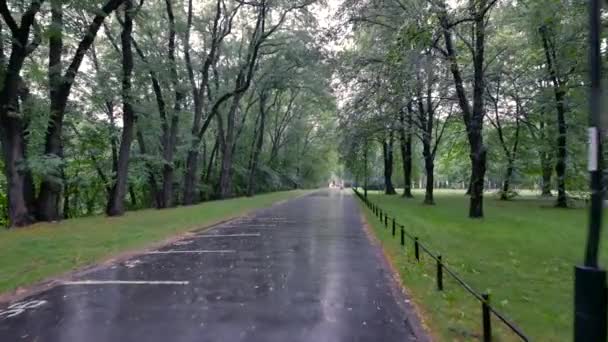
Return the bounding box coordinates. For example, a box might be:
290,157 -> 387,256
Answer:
352,188 -> 529,342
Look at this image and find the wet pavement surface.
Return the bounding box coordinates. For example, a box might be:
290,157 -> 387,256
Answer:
0,190 -> 422,342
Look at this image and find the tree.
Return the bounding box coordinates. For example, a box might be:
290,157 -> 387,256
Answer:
106,0 -> 137,216
0,0 -> 43,226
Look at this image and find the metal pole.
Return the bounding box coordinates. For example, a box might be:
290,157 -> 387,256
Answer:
414,237 -> 420,261
400,226 -> 405,246
574,1 -> 607,340
437,255 -> 443,291
392,218 -> 395,236
363,141 -> 368,199
482,293 -> 492,342
585,0 -> 604,271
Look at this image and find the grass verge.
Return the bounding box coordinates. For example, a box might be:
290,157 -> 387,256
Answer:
356,189 -> 608,342
0,190 -> 308,294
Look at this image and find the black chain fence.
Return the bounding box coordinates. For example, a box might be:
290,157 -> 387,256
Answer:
353,188 -> 530,342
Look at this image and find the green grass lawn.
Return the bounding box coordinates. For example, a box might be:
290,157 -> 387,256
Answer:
356,189 -> 607,342
0,190 -> 308,294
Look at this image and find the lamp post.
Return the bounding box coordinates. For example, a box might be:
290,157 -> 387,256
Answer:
574,1 -> 607,340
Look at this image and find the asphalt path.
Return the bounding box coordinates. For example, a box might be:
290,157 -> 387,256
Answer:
0,190 -> 425,342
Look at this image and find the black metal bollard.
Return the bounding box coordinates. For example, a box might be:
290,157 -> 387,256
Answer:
400,226 -> 405,246
391,218 -> 395,235
414,237 -> 420,261
482,293 -> 492,342
575,266 -> 607,342
437,255 -> 443,291
384,214 -> 388,228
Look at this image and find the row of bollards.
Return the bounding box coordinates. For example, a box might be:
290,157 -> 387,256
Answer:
363,192 -> 495,342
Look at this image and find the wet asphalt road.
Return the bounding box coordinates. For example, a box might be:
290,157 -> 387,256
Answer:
0,190 -> 422,342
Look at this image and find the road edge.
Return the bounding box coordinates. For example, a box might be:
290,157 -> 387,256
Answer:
0,190 -> 315,305
357,200 -> 434,342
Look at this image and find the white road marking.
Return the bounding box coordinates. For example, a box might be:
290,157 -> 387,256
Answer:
144,250 -> 236,254
218,226 -> 278,230
173,240 -> 194,246
219,224 -> 276,227
0,300 -> 47,319
124,259 -> 143,268
197,233 -> 261,238
62,280 -> 189,286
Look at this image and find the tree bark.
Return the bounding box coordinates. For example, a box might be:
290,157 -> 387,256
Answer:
183,151 -> 199,205
541,156 -> 553,196
62,175 -> 70,219
247,92 -> 268,197
423,154 -> 434,204
106,0 -> 135,217
363,140 -> 368,198
399,104 -> 413,198
383,133 -> 397,195
0,119 -> 33,227
218,93 -> 243,199
205,136 -> 220,185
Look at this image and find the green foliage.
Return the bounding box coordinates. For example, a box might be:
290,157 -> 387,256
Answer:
0,0 -> 337,226
337,0 -> 596,202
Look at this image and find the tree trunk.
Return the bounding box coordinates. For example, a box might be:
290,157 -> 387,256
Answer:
468,142 -> 486,217
539,25 -> 568,208
62,180 -> 70,220
554,106 -> 567,207
161,0 -> 182,208
183,150 -> 199,205
0,2 -> 43,227
500,161 -> 514,200
399,104 -> 413,198
36,0 -> 64,221
106,0 -> 135,217
363,141 -> 368,198
541,155 -> 553,196
205,136 -> 220,185
383,133 -> 397,195
422,144 -> 435,205
161,115 -> 179,207
218,95 -> 242,199
0,120 -> 34,227
247,92 -> 267,197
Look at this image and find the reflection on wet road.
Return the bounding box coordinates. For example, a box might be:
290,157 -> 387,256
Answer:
0,190 -> 422,341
